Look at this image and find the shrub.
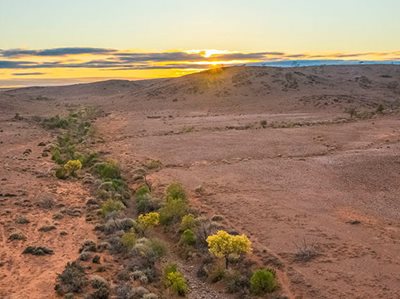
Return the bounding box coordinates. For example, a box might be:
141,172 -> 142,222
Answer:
166,182 -> 187,202
136,194 -> 160,214
8,231 -> 26,241
93,161 -> 121,180
23,246 -> 54,255
56,167 -> 68,180
163,264 -> 188,296
180,229 -> 197,246
121,231 -> 136,251
159,199 -> 188,226
144,159 -> 162,170
64,160 -> 82,176
225,271 -> 250,294
55,262 -> 88,294
134,238 -> 166,263
376,104 -> 384,113
250,269 -> 277,295
180,214 -> 197,232
91,275 -> 109,289
138,212 -> 160,233
207,230 -> 252,268
135,185 -> 151,197
76,152 -> 99,167
100,199 -> 125,217
51,147 -> 64,164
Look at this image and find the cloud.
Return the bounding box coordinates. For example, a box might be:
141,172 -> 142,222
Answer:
12,72 -> 46,76
0,47 -> 114,57
1,48 -> 400,74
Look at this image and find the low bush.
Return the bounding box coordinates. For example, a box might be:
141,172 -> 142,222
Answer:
100,199 -> 125,217
121,231 -> 136,251
163,264 -> 188,296
93,161 -> 121,180
55,262 -> 88,295
225,271 -> 250,294
134,238 -> 166,263
159,198 -> 188,226
249,269 -> 277,295
23,246 -> 54,256
64,159 -> 82,177
180,229 -> 197,246
180,214 -> 198,232
165,182 -> 187,202
138,212 -> 160,234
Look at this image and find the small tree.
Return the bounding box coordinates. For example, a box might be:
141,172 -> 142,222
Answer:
138,212 -> 160,234
206,230 -> 252,268
64,160 -> 82,177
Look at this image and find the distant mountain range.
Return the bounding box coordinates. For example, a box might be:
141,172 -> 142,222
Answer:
247,60 -> 400,67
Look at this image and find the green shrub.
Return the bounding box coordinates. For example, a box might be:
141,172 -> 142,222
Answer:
51,147 -> 64,164
135,185 -> 151,198
159,199 -> 188,225
121,231 -> 136,251
55,167 -> 68,179
100,199 -> 125,217
42,115 -> 72,129
166,182 -> 187,202
180,214 -> 197,232
250,269 -> 277,295
164,264 -> 188,296
76,152 -> 99,167
93,161 -> 121,180
64,160 -> 82,176
180,229 -> 197,246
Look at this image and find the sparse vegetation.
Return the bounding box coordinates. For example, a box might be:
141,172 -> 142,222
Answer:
64,159 -> 82,177
138,212 -> 160,234
180,229 -> 197,246
294,238 -> 319,262
121,231 -> 136,251
55,262 -> 88,295
207,230 -> 252,268
250,269 -> 278,295
23,246 -> 54,255
100,199 -> 125,217
163,264 -> 188,296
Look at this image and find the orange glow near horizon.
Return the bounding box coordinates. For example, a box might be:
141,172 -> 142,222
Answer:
1,49 -> 400,87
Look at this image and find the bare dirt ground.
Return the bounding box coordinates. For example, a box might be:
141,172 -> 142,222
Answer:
1,65 -> 400,298
0,110 -> 97,298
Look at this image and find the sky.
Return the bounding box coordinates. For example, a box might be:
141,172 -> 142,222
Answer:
1,0 -> 400,87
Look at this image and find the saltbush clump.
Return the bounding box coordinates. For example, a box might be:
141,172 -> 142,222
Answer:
100,199 -> 125,217
165,183 -> 187,202
121,231 -> 136,251
250,269 -> 278,295
163,264 -> 188,296
64,159 -> 82,177
180,229 -> 197,246
180,214 -> 198,232
93,161 -> 121,180
55,262 -> 88,295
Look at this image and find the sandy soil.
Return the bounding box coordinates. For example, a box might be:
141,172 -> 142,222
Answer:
1,65 -> 400,298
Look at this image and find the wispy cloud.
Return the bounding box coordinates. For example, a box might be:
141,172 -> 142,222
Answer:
12,72 -> 46,76
0,47 -> 114,57
0,48 -> 399,74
